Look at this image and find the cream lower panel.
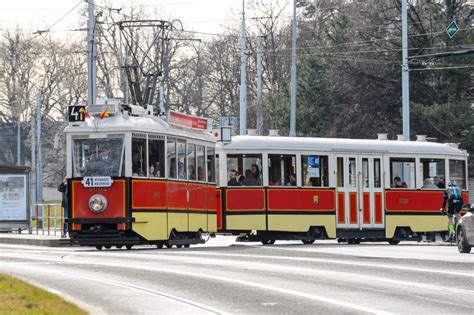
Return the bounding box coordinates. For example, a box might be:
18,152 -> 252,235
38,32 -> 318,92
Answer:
226,215 -> 266,231
207,214 -> 217,233
132,212 -> 168,241
168,213 -> 189,234
189,213 -> 208,232
385,215 -> 446,238
268,214 -> 336,238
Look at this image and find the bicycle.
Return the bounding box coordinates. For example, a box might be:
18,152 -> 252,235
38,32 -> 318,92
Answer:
440,208 -> 462,245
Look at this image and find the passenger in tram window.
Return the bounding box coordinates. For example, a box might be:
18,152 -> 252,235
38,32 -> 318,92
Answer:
286,173 -> 296,186
250,164 -> 261,183
308,177 -> 320,187
434,176 -> 445,189
422,178 -> 438,189
241,169 -> 259,186
178,162 -> 186,179
392,176 -> 407,188
132,151 -> 141,175
228,169 -> 240,186
148,165 -> 155,177
154,162 -> 161,177
188,165 -> 196,180
198,167 -> 205,181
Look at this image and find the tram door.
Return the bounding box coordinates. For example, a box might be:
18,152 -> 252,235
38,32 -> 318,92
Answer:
336,156 -> 384,229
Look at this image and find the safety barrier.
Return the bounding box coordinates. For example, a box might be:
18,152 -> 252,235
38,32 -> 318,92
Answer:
30,203 -> 65,236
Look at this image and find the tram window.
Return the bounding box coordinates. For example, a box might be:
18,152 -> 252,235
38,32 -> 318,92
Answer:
196,145 -> 206,182
336,158 -> 344,187
374,158 -> 381,188
167,138 -> 177,179
390,158 -> 415,188
348,158 -> 357,187
420,158 -> 445,189
268,155 -> 296,186
449,160 -> 466,189
207,147 -> 216,183
187,143 -> 196,180
72,137 -> 124,177
302,155 -> 329,187
177,140 -> 187,180
226,154 -> 262,186
362,158 -> 369,188
132,138 -> 147,177
148,137 -> 165,178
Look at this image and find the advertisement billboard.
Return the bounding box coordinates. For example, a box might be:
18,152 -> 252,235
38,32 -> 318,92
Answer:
0,174 -> 27,221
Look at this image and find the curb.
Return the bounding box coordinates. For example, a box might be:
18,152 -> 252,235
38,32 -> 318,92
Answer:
0,236 -> 65,247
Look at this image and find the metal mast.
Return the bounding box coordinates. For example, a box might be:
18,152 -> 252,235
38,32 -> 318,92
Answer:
289,0 -> 297,137
87,0 -> 97,106
401,0 -> 410,140
256,36 -> 264,136
239,0 -> 248,135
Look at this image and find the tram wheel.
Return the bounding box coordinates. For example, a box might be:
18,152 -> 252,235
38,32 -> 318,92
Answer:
156,242 -> 164,249
261,239 -> 275,245
165,243 -> 172,249
125,244 -> 133,250
388,239 -> 400,245
177,244 -> 183,248
95,245 -> 103,250
104,245 -> 111,249
184,244 -> 190,248
116,245 -> 123,249
302,239 -> 315,245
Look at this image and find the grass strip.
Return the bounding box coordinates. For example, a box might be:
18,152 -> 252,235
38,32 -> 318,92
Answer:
0,273 -> 87,314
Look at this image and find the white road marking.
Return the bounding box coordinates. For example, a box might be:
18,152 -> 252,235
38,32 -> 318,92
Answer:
1,253 -> 389,314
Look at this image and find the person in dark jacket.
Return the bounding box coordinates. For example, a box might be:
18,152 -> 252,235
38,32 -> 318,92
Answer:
241,169 -> 259,186
228,169 -> 240,186
57,177 -> 68,238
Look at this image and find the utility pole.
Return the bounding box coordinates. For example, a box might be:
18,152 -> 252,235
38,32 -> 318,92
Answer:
87,0 -> 97,106
289,0 -> 297,137
35,95 -> 43,203
401,0 -> 410,140
239,0 -> 248,136
256,35 -> 264,136
16,114 -> 20,165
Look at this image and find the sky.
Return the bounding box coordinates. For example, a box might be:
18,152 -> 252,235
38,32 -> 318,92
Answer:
0,0 -> 291,37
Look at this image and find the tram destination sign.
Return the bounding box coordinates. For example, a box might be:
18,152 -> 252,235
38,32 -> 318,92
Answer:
168,110 -> 212,131
82,176 -> 113,188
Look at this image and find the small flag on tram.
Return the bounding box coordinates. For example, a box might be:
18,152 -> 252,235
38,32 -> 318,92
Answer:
79,107 -> 90,119
99,106 -> 109,119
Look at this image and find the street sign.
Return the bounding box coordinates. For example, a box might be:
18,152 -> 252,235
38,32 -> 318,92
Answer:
446,20 -> 459,38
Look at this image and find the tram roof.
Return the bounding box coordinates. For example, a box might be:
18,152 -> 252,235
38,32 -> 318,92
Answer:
65,115 -> 215,142
218,135 -> 468,157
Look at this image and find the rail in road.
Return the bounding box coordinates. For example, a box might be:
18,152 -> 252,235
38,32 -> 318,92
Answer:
0,239 -> 473,314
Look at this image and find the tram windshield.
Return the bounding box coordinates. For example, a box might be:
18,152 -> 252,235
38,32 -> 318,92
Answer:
72,137 -> 124,177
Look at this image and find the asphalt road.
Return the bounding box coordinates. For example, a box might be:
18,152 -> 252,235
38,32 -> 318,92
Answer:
0,237 -> 473,314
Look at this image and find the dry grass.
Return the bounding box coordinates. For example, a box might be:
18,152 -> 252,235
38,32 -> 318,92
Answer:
0,273 -> 87,314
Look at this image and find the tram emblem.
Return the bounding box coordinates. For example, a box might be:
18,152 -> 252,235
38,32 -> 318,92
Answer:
313,196 -> 319,205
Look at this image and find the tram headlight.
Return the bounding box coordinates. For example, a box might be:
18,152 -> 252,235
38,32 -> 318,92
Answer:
88,194 -> 108,214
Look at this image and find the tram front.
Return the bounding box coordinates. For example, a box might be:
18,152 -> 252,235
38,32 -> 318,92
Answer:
67,134 -> 134,248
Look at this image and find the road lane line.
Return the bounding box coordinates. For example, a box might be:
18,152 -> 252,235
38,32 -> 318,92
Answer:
1,253 -> 389,314
148,251 -> 474,278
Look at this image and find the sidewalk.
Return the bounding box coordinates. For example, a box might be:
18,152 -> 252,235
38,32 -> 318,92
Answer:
0,231 -> 68,247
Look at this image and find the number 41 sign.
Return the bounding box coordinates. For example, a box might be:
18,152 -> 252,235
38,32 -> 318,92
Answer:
68,105 -> 87,123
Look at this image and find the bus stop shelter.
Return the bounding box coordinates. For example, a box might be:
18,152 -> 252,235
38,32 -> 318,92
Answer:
0,165 -> 30,232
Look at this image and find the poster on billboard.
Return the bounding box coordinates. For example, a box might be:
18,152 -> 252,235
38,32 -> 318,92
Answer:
0,175 -> 27,221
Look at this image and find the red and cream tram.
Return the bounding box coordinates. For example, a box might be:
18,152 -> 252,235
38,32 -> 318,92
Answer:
65,100 -> 217,249
215,134 -> 469,244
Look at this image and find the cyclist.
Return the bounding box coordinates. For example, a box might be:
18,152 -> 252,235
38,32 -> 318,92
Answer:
440,179 -> 463,241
